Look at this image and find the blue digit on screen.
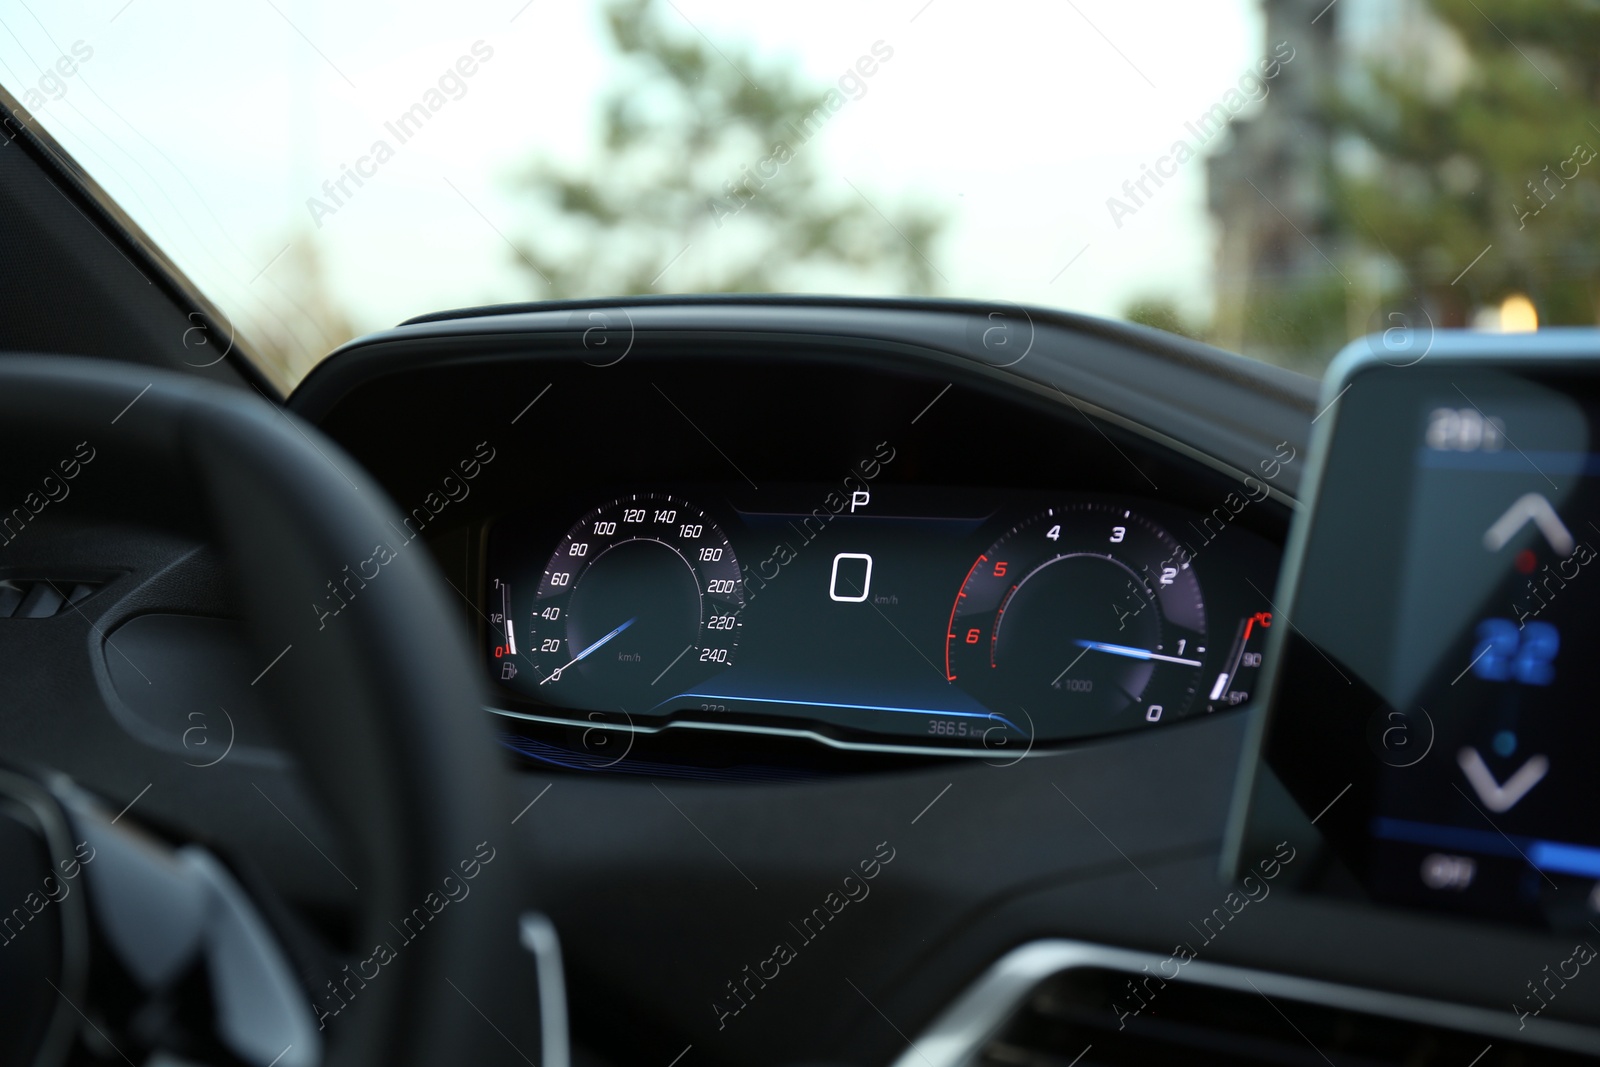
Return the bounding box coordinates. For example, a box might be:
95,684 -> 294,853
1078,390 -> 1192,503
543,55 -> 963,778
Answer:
1470,618 -> 1558,686
1472,618 -> 1518,682
1514,621 -> 1559,686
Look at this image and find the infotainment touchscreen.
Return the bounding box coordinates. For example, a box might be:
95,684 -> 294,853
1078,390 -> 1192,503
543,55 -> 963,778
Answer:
1229,332 -> 1600,930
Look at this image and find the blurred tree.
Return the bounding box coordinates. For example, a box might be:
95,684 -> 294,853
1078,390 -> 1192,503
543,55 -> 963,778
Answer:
1199,0 -> 1600,373
509,0 -> 945,298
1328,0 -> 1600,333
1122,296 -> 1204,340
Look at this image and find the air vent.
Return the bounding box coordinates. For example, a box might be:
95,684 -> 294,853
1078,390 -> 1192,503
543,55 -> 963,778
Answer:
0,579 -> 97,619
896,942 -> 1600,1067
984,966 -> 1595,1065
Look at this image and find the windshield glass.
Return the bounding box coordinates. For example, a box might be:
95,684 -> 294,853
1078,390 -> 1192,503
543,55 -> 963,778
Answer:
0,0 -> 1584,386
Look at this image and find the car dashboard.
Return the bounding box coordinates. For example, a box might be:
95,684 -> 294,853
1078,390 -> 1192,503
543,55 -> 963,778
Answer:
15,297 -> 1600,1066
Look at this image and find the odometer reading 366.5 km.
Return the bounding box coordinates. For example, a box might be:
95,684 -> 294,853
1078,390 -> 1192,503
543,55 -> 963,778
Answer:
514,493 -> 743,709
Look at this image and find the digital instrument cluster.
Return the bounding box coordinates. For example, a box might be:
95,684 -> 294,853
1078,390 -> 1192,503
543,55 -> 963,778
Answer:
485,478 -> 1282,755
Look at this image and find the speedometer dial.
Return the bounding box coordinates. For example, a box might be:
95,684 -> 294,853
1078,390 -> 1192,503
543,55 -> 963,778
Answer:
522,494 -> 743,708
946,503 -> 1207,729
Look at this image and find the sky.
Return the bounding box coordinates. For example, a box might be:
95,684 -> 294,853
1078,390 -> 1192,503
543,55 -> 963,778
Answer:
0,0 -> 1268,382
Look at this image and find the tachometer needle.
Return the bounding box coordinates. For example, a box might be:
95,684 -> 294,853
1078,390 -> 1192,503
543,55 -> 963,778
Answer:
541,617 -> 636,684
1075,640 -> 1201,667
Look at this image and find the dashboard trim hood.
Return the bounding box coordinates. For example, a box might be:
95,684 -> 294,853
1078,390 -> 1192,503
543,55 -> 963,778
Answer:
293,296 -> 1318,504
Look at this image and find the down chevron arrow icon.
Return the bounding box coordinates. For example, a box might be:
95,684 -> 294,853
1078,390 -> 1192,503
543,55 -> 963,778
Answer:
1457,747 -> 1549,813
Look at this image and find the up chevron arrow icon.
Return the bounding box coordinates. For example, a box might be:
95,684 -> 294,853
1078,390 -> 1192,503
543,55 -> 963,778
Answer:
1457,747 -> 1549,813
1483,493 -> 1574,556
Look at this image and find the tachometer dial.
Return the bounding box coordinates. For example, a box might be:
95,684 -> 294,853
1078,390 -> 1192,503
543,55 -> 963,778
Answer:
945,504 -> 1206,728
519,494 -> 743,708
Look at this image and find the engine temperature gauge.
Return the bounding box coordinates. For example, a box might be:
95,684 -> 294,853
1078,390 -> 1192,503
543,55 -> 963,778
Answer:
1205,610 -> 1271,711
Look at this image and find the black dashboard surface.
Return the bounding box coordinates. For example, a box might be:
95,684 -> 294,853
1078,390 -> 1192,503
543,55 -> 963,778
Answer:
16,298 -> 1600,1065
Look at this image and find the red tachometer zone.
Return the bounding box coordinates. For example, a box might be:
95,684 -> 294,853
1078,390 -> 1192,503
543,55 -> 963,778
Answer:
989,583 -> 1020,668
944,553 -> 987,680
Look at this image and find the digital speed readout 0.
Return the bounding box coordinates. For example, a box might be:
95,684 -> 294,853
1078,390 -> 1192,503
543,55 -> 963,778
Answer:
484,484 -> 1282,753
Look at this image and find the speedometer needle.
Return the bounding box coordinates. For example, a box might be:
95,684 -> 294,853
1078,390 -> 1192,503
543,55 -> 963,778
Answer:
1075,640 -> 1202,667
541,617 -> 636,684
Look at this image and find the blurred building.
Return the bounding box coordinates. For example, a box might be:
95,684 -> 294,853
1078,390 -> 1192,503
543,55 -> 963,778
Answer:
1206,0 -> 1465,359
1207,0 -> 1340,354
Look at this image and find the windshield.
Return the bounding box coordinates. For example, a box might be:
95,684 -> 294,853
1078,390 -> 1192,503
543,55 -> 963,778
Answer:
0,0 -> 1584,386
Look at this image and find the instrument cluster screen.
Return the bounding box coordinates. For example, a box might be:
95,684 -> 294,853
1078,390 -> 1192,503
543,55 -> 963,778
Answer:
483,472 -> 1282,755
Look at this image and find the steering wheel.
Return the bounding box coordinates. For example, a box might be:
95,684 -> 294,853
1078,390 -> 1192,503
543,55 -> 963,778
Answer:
0,357 -> 554,1067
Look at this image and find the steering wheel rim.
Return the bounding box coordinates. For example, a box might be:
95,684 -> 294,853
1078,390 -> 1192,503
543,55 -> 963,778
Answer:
0,355 -> 543,1067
